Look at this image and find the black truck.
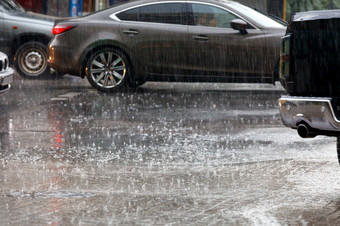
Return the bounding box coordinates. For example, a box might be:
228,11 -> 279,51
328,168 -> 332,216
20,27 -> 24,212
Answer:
279,9 -> 340,163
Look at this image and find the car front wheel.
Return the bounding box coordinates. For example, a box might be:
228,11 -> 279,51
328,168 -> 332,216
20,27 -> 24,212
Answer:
15,41 -> 50,79
86,48 -> 130,92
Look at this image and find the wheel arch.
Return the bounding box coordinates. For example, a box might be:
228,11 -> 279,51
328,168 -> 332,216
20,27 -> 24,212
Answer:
10,33 -> 51,60
79,40 -> 134,79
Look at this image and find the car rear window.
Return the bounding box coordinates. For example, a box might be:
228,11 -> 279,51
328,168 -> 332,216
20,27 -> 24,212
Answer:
117,3 -> 185,25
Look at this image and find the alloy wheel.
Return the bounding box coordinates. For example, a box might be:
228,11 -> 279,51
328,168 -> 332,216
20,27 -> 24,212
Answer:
89,51 -> 127,89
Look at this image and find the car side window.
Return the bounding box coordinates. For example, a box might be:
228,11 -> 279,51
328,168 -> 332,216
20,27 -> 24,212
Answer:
191,3 -> 239,28
117,7 -> 139,21
117,3 -> 184,25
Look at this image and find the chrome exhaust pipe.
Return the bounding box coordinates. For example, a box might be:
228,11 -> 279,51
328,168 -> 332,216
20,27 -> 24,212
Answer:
297,123 -> 317,138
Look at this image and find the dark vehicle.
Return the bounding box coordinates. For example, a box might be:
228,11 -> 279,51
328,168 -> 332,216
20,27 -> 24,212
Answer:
280,9 -> 340,97
48,0 -> 286,92
0,0 -> 55,78
0,52 -> 14,95
278,10 -> 340,164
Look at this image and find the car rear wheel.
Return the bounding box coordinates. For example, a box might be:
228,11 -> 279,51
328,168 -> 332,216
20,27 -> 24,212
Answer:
15,41 -> 50,79
86,48 -> 130,92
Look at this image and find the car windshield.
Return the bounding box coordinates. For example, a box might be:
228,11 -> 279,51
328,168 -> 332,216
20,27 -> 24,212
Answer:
0,0 -> 24,13
228,1 -> 285,28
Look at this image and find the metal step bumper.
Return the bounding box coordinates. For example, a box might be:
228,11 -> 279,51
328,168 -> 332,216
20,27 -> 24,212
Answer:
279,96 -> 340,138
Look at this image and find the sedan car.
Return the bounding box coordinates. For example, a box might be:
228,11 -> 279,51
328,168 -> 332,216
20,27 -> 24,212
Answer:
0,52 -> 14,95
0,0 -> 55,79
48,0 -> 286,92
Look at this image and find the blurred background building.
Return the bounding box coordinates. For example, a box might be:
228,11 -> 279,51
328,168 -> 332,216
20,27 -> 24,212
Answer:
15,0 -> 339,21
15,0 -> 125,17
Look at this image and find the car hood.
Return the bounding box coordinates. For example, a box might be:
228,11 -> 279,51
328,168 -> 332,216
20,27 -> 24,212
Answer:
5,11 -> 56,25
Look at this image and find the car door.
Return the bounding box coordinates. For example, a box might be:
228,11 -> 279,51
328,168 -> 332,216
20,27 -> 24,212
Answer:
117,2 -> 189,78
187,3 -> 267,80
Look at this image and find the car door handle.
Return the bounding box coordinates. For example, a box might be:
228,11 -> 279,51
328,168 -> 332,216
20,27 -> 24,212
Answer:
193,35 -> 209,41
123,29 -> 139,36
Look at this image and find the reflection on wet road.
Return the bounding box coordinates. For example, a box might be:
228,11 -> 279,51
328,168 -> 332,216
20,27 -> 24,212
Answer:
0,75 -> 339,225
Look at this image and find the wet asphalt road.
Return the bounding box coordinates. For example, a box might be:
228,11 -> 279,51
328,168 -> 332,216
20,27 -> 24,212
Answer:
1,74 -> 340,225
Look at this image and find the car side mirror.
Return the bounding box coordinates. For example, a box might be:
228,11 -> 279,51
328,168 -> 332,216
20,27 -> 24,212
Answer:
230,19 -> 248,35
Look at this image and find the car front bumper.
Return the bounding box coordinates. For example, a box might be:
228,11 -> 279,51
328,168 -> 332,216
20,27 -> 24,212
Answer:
0,67 -> 14,95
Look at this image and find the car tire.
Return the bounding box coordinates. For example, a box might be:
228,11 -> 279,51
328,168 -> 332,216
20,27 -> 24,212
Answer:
128,79 -> 146,88
337,137 -> 340,166
273,59 -> 286,88
15,41 -> 50,79
86,48 -> 130,92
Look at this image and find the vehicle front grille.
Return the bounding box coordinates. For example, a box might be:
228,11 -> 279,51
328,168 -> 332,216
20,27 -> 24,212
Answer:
0,56 -> 8,72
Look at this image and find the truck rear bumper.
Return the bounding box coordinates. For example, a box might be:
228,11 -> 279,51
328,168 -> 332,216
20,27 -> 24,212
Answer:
279,96 -> 340,137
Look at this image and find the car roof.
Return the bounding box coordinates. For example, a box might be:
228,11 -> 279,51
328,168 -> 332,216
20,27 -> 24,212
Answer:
86,0 -> 236,20
104,0 -> 235,12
